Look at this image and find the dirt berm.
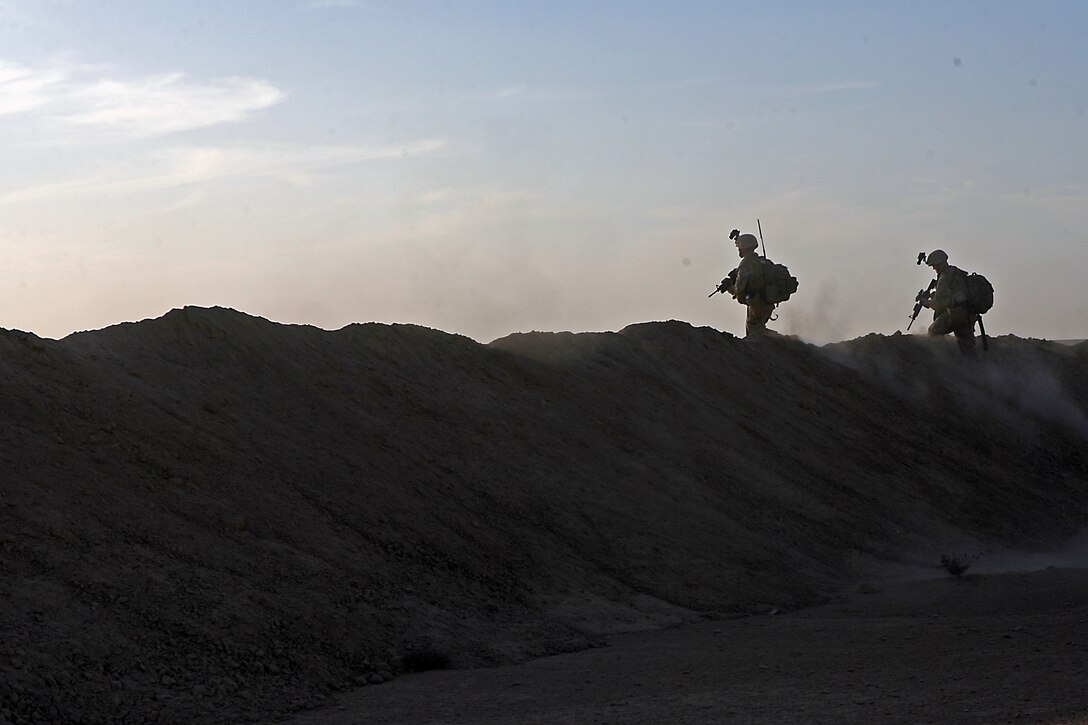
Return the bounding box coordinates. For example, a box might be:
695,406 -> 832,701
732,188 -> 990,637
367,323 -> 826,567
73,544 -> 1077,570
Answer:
1,306 -> 1086,723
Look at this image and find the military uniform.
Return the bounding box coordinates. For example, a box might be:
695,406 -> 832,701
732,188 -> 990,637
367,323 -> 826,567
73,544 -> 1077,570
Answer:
926,263 -> 979,354
732,253 -> 776,337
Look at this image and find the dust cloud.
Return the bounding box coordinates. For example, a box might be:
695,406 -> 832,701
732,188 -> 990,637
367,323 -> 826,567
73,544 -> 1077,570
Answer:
971,353 -> 1088,439
783,279 -> 861,344
827,334 -> 1088,440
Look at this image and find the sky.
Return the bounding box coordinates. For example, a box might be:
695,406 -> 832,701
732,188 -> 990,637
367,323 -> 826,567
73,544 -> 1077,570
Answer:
0,0 -> 1086,343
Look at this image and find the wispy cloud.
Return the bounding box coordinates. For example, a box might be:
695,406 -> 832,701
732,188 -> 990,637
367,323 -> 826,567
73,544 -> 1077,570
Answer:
903,176 -> 981,206
0,139 -> 447,204
480,78 -> 713,106
62,73 -> 284,137
463,85 -> 596,104
301,0 -> 371,8
476,86 -> 525,101
156,189 -> 208,214
416,185 -> 536,208
0,58 -> 285,139
1006,183 -> 1088,225
389,185 -> 546,239
646,77 -> 719,93
0,60 -> 66,115
788,80 -> 880,96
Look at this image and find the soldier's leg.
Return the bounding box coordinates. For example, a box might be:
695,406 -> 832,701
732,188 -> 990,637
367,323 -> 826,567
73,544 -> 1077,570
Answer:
745,300 -> 776,337
954,329 -> 977,355
928,311 -> 953,336
953,316 -> 977,355
946,306 -> 976,355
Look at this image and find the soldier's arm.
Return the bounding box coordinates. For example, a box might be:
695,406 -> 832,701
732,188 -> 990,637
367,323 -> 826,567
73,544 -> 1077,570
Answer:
922,282 -> 937,309
927,275 -> 950,311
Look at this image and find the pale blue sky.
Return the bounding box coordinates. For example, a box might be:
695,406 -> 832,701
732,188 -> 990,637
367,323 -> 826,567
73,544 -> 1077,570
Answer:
1,1 -> 1085,341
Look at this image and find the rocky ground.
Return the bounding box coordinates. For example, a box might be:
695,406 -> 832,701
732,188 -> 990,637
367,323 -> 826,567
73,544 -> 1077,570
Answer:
1,307 -> 1086,723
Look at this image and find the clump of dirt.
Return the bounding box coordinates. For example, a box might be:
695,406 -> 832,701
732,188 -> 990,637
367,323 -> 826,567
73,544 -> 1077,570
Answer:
939,552 -> 982,577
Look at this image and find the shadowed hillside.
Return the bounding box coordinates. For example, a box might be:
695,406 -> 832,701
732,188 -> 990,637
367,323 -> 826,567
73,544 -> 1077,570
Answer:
1,306 -> 1086,723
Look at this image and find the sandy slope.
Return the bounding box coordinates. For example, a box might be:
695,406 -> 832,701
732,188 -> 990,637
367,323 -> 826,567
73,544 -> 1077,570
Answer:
1,307 -> 1086,723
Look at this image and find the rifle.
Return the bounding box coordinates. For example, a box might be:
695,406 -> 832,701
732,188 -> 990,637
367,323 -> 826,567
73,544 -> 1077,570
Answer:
907,279 -> 936,330
708,268 -> 738,298
907,253 -> 935,330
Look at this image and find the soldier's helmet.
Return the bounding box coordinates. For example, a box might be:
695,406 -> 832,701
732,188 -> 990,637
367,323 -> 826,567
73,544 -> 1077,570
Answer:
735,233 -> 759,251
926,249 -> 949,266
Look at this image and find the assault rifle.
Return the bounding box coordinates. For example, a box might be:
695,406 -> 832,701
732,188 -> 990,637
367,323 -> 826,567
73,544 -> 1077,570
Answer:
708,268 -> 738,298
907,252 -> 935,330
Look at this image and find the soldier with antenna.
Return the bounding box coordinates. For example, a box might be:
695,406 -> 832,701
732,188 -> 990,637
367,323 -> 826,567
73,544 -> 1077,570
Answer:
709,221 -> 798,338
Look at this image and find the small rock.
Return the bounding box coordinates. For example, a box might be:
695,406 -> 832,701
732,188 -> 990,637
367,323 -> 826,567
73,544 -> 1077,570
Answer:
367,673 -> 384,685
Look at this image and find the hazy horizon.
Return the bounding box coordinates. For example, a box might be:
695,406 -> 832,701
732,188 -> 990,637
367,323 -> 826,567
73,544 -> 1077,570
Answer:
2,1 -> 1086,343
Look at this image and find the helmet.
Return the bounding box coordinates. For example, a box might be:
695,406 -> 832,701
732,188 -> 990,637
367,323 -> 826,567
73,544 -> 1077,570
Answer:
735,233 -> 758,251
926,249 -> 948,266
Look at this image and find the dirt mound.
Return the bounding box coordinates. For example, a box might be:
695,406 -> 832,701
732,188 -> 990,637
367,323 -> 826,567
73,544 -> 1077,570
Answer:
1,308 -> 1086,723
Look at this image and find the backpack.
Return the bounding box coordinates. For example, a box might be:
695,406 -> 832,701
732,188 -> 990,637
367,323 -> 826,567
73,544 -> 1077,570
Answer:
759,257 -> 798,304
965,273 -> 994,315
